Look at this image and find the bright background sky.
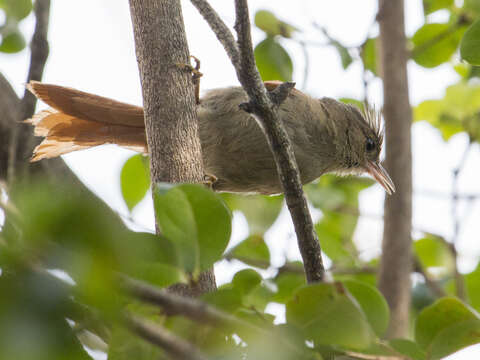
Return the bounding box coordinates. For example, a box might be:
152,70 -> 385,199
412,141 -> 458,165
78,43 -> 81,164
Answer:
2,0 -> 480,358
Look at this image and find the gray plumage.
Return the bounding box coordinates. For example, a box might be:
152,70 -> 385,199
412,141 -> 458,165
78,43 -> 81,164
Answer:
198,87 -> 382,194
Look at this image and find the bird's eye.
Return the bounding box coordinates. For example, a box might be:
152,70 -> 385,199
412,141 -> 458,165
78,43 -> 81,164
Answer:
365,138 -> 375,152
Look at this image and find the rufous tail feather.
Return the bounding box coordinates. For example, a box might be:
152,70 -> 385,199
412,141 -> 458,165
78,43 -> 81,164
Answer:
25,81 -> 147,161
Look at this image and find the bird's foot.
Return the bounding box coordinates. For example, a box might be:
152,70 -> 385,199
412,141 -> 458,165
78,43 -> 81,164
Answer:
176,55 -> 203,104
202,173 -> 218,190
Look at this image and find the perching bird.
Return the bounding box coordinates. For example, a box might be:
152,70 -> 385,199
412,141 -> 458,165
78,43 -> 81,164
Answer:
25,81 -> 394,195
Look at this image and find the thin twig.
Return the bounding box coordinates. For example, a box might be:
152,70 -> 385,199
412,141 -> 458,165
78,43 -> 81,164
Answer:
7,0 -> 50,184
299,40 -> 310,91
123,277 -> 257,331
451,142 -> 471,300
413,257 -> 447,298
125,314 -> 208,360
189,0 -> 240,70
233,0 -> 325,282
123,277 -> 304,355
21,0 -> 51,119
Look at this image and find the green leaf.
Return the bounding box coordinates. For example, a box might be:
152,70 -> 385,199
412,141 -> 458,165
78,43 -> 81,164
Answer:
361,37 -> 378,76
423,0 -> 453,15
272,268 -> 306,303
243,282 -> 274,311
0,0 -> 32,20
128,263 -> 185,288
428,319 -> 480,360
201,288 -> 243,313
461,19 -> 480,65
254,37 -> 293,82
465,263 -> 480,312
343,280 -> 390,337
389,339 -> 426,360
109,324 -> 164,360
222,193 -> 283,235
414,81 -> 480,142
415,297 -> 479,349
464,0 -> 480,17
286,283 -> 375,349
154,184 -> 231,274
412,23 -> 465,68
0,269 -> 93,360
332,41 -> 353,69
414,235 -> 454,273
315,211 -> 356,264
306,174 -> 375,212
117,231 -> 185,287
227,234 -> 270,268
0,30 -> 26,53
306,175 -> 374,265
454,62 -> 471,78
340,98 -> 364,110
232,269 -> 262,295
254,10 -> 298,38
120,154 -> 150,211
7,181 -> 189,316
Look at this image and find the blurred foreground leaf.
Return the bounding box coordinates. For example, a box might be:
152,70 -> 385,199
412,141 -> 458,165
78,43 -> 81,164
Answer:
286,283 -> 375,349
154,183 -> 232,274
461,19 -> 480,65
415,297 -> 480,358
414,235 -> 454,274
344,280 -> 390,337
121,154 -> 150,211
0,0 -> 32,20
227,234 -> 271,268
222,193 -> 283,235
422,0 -> 453,15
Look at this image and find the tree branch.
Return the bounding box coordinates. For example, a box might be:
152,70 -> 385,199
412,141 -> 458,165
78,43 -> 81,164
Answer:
451,142 -> 471,300
128,0 -> 215,295
125,314 -> 208,360
0,73 -> 21,182
413,257 -> 447,298
189,0 -> 240,70
192,0 -> 325,282
21,0 -> 51,119
123,277 -> 303,356
123,277 -> 256,331
377,0 -> 413,338
234,0 -> 324,282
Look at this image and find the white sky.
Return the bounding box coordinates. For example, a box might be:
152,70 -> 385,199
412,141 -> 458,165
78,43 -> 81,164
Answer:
2,0 -> 480,358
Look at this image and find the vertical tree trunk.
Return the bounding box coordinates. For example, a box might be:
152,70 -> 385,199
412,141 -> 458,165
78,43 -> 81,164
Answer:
377,0 -> 413,338
128,0 -> 215,295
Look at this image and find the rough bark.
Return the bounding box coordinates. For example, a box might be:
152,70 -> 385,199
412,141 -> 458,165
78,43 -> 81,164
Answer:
377,0 -> 413,338
128,0 -> 215,295
233,0 -> 324,282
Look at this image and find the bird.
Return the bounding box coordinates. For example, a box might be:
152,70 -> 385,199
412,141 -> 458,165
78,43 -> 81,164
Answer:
25,81 -> 394,195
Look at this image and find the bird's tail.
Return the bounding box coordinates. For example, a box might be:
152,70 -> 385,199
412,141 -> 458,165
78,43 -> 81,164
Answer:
25,81 -> 147,161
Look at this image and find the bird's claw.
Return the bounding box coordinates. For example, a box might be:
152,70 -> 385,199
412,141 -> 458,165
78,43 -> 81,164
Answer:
202,174 -> 218,190
176,55 -> 203,104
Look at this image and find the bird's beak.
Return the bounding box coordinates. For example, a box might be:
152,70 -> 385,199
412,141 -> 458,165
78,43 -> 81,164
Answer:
366,161 -> 395,195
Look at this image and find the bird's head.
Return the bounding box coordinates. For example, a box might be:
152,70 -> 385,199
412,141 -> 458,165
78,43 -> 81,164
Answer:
334,103 -> 395,195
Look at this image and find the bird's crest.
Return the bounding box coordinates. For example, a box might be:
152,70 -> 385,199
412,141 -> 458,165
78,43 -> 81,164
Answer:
362,103 -> 384,143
